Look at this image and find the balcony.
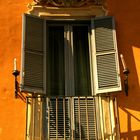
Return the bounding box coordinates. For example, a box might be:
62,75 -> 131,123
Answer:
26,96 -> 97,140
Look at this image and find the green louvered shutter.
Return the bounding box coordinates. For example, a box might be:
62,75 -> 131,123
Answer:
20,14 -> 45,94
91,16 -> 121,94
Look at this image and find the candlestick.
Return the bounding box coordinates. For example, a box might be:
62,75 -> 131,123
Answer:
14,58 -> 17,71
120,54 -> 129,96
120,54 -> 127,70
12,58 -> 20,98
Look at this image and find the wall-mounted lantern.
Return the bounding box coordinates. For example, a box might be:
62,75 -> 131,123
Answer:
12,58 -> 26,101
120,54 -> 130,96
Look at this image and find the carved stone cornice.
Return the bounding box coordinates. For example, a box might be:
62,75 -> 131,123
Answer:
32,0 -> 104,7
27,0 -> 106,18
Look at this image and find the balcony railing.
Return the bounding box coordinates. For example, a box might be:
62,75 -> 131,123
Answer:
26,96 -> 97,140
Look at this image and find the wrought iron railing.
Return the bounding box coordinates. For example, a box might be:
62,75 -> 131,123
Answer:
26,96 -> 97,140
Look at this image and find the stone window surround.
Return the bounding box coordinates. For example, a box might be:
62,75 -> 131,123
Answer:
27,0 -> 107,18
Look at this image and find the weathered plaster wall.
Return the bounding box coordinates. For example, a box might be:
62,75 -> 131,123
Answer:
0,0 -> 31,140
107,0 -> 140,139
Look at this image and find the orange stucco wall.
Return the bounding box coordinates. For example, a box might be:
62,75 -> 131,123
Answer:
107,0 -> 140,139
0,0 -> 31,140
0,0 -> 140,140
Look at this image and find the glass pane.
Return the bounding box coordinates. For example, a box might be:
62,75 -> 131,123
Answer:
73,26 -> 91,96
47,26 -> 65,96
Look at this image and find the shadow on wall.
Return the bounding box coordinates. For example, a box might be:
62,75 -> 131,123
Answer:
107,0 -> 140,139
117,25 -> 140,139
119,107 -> 140,140
117,26 -> 140,139
117,30 -> 140,139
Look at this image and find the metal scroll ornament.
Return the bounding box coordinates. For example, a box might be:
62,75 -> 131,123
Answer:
33,0 -> 103,7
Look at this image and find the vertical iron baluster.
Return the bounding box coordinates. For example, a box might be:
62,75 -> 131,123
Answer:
110,97 -> 115,140
47,98 -> 50,140
32,98 -> 35,140
63,97 -> 66,140
85,97 -> 89,140
70,97 -> 74,140
99,97 -> 105,140
56,97 -> 58,140
78,97 -> 81,140
38,97 -> 41,140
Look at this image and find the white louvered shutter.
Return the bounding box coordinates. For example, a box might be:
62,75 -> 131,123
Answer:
20,14 -> 45,94
91,16 -> 121,94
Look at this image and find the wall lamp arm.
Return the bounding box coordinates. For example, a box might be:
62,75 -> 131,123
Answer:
12,70 -> 26,102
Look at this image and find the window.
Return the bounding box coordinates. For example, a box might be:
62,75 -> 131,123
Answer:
22,14 -> 121,140
46,22 -> 91,96
20,14 -> 121,95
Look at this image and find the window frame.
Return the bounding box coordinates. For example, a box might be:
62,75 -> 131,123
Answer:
20,14 -> 122,95
45,21 -> 93,97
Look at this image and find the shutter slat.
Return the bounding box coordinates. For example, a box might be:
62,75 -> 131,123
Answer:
97,54 -> 118,88
92,16 -> 121,94
95,28 -> 114,52
20,14 -> 45,94
25,15 -> 44,52
49,98 -> 70,139
74,98 -> 97,139
24,52 -> 43,88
